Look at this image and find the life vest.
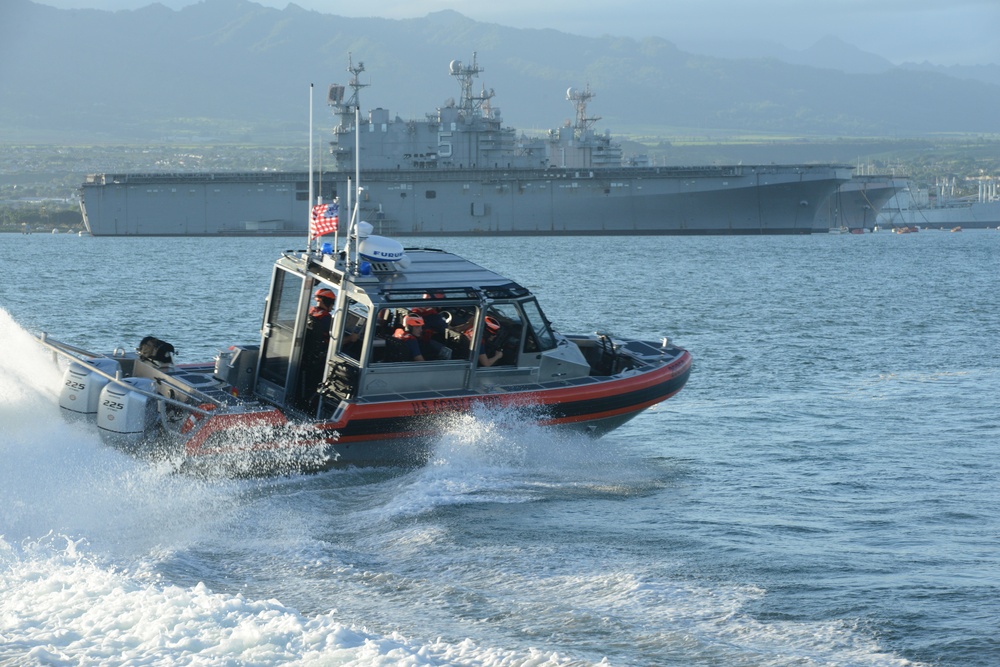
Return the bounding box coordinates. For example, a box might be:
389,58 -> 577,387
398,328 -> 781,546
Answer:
308,306 -> 331,321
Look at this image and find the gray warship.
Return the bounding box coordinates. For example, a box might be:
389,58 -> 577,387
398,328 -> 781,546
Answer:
815,174 -> 908,232
79,55 -> 853,236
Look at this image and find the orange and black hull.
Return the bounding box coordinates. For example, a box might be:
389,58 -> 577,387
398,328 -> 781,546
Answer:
183,350 -> 691,471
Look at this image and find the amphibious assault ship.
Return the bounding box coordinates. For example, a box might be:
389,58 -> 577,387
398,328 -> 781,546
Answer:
79,55 -> 853,237
814,174 -> 907,232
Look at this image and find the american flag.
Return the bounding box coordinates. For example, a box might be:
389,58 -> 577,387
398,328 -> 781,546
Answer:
310,202 -> 339,239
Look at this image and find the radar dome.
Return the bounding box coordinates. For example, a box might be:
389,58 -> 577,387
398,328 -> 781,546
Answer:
567,87 -> 577,99
358,235 -> 405,264
449,60 -> 462,74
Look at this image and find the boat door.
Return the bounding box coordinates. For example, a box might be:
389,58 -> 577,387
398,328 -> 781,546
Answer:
255,266 -> 308,404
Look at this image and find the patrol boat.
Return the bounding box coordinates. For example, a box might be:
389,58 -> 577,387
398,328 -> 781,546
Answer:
38,224 -> 691,474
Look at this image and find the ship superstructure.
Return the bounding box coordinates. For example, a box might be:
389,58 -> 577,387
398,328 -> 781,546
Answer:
79,55 -> 853,237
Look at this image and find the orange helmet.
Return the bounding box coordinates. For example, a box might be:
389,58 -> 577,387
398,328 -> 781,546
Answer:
404,314 -> 424,327
315,288 -> 336,301
484,316 -> 501,333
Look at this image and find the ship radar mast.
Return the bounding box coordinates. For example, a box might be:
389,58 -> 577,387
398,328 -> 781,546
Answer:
567,84 -> 600,131
328,54 -> 368,114
450,52 -> 495,118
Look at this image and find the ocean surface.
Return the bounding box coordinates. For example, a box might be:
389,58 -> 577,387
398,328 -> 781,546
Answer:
1,230 -> 998,666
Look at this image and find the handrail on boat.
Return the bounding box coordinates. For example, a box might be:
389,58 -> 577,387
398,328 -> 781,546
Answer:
36,332 -> 219,417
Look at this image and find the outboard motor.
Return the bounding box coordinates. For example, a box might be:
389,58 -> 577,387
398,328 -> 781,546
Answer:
96,377 -> 160,448
59,358 -> 122,422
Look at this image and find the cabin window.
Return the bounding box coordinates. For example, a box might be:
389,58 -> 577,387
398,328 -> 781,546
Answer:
337,298 -> 369,362
485,303 -> 526,366
425,190 -> 437,199
257,269 -> 304,386
373,304 -> 476,363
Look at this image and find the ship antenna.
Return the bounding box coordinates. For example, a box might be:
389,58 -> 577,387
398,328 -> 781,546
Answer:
307,83 -> 314,252
568,84 -> 600,132
452,52 -> 493,118
345,54 -> 367,114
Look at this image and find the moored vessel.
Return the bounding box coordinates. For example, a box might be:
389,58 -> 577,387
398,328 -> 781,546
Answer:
877,178 -> 1000,230
79,55 -> 851,237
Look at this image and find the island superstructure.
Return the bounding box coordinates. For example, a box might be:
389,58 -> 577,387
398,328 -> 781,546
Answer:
79,55 -> 853,236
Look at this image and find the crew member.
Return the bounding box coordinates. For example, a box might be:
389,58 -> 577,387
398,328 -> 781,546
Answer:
299,287 -> 337,407
412,307 -> 448,341
464,316 -> 503,367
392,314 -> 426,361
412,302 -> 449,359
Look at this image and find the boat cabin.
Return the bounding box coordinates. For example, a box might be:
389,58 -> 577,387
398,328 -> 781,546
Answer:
247,244 -> 594,419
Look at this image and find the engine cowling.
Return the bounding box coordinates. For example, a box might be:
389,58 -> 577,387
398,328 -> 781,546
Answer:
96,377 -> 160,448
59,358 -> 122,422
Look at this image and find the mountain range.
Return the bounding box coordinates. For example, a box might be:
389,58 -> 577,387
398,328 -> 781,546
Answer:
2,0 -> 998,144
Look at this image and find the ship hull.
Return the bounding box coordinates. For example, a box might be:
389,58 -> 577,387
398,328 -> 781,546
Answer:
80,165 -> 851,236
814,176 -> 906,231
79,172 -> 313,236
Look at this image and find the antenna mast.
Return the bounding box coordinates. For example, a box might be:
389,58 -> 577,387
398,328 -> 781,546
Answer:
567,84 -> 600,131
451,52 -> 494,117
345,54 -> 367,113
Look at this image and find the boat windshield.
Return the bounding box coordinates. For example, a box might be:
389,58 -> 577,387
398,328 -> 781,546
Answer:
521,299 -> 556,351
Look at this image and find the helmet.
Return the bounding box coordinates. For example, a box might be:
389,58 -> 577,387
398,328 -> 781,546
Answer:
315,288 -> 336,301
484,316 -> 501,333
404,315 -> 425,327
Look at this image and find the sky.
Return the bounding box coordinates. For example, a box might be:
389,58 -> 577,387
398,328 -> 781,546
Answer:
33,0 -> 999,67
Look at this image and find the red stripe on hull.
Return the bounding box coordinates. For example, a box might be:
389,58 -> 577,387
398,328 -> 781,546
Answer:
329,350 -> 692,427
182,350 -> 692,463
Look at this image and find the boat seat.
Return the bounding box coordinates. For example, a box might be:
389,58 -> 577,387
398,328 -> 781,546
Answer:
382,335 -> 412,362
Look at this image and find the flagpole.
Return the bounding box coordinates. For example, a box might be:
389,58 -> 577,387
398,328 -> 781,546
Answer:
307,83 -> 314,252
323,133 -> 336,255
346,177 -> 352,271
319,118 -> 336,255
317,121 -> 323,207
353,103 -> 361,272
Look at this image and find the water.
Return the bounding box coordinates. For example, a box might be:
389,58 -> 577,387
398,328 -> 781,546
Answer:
2,230 -> 998,666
